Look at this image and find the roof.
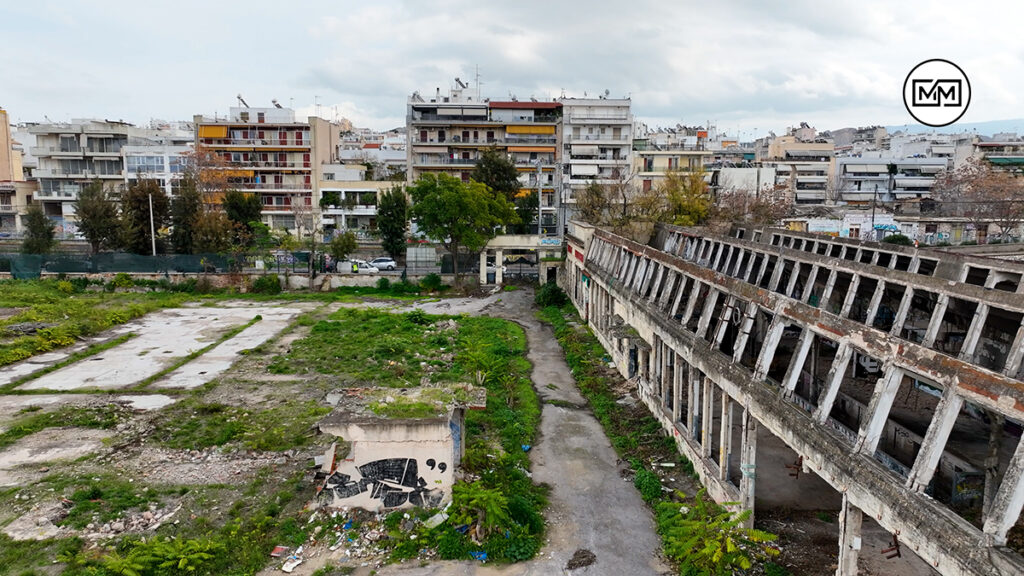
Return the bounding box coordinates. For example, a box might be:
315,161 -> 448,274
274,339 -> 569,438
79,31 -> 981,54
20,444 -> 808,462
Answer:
489,101 -> 562,110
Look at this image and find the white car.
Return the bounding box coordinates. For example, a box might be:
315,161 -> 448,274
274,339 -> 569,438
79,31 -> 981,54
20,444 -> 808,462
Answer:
337,259 -> 379,273
369,257 -> 397,271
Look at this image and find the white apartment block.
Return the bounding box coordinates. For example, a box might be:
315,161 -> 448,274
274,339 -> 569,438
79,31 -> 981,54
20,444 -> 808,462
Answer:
559,97 -> 633,222
834,155 -> 947,205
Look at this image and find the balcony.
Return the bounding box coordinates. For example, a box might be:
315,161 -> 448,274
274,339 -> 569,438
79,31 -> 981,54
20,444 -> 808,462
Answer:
30,146 -> 83,157
322,204 -> 378,217
566,112 -> 630,123
222,161 -> 310,170
564,134 -> 630,143
234,182 -> 312,191
199,138 -> 309,148
414,157 -> 477,167
0,204 -> 16,213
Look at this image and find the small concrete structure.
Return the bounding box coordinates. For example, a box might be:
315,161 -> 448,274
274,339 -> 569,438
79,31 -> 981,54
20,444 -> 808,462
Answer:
480,233 -> 563,285
317,385 -> 485,511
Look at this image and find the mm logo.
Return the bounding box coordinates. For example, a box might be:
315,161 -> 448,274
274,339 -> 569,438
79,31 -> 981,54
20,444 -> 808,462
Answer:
911,79 -> 962,107
903,59 -> 970,127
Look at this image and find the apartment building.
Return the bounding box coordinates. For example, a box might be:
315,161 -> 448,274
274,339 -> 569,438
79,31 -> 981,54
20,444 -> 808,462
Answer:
972,134 -> 1024,170
0,107 -> 34,232
318,163 -> 393,239
756,125 -> 834,204
559,97 -> 633,222
27,119 -> 193,232
194,105 -> 339,231
835,155 -> 947,205
406,81 -> 563,235
632,126 -> 712,192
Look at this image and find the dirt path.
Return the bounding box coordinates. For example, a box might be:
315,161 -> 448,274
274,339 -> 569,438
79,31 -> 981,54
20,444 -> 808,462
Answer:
361,289 -> 670,576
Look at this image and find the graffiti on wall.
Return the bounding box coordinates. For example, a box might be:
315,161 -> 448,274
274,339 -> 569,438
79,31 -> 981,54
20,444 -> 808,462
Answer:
320,458 -> 445,508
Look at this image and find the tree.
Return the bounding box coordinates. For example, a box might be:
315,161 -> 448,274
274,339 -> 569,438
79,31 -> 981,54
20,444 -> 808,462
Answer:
170,172 -> 203,254
222,190 -> 263,243
934,158 -> 1024,243
711,184 -> 792,231
661,169 -> 711,226
73,180 -> 120,254
408,173 -> 518,282
191,210 -> 236,254
471,147 -> 521,201
21,204 -> 56,254
574,170 -> 666,242
328,231 -> 358,262
120,179 -> 170,255
377,185 -> 409,260
180,146 -> 232,206
513,190 -> 539,235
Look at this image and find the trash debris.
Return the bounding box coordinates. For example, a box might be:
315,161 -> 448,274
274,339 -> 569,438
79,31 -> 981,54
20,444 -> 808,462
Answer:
423,502 -> 452,529
270,546 -> 289,558
521,444 -> 532,452
658,462 -> 676,467
469,551 -> 488,561
281,556 -> 302,573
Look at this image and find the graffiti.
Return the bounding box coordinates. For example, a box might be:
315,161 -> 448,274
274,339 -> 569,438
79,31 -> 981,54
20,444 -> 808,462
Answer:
321,458 -> 445,508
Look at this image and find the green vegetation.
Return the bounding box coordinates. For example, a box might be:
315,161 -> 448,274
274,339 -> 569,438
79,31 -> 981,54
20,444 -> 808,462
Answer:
157,399 -> 331,452
0,404 -> 123,449
0,279 -> 194,367
633,462 -> 664,503
881,233 -> 914,246
251,273 -> 282,295
58,475 -> 164,528
534,282 -> 568,308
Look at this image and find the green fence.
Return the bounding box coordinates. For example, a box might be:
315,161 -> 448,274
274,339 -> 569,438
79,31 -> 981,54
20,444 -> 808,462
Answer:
0,253 -> 235,279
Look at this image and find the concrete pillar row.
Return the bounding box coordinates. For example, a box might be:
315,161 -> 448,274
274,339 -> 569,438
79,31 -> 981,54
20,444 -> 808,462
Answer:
731,301 -> 760,364
958,303 -> 990,362
801,265 -> 820,303
781,329 -> 815,395
1002,322 -> 1024,378
670,276 -> 689,317
695,289 -> 720,339
479,250 -> 488,285
819,269 -> 839,310
767,257 -> 786,292
784,261 -> 801,298
495,249 -> 503,284
889,286 -> 916,337
863,279 -> 887,326
679,281 -> 703,327
712,296 -> 738,350
839,274 -> 861,318
672,353 -> 683,423
752,317 -> 786,381
701,378 -> 714,458
836,493 -> 864,576
687,365 -> 700,439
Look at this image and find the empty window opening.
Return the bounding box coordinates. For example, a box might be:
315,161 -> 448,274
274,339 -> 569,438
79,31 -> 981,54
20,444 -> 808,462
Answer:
816,242 -> 830,256
782,237 -> 793,248
708,387 -> 724,466
803,241 -> 816,253
824,272 -> 855,315
643,263 -> 661,299
991,272 -> 1021,292
973,307 -> 1022,371
735,251 -> 752,279
872,283 -> 908,333
894,254 -> 913,271
859,250 -> 875,264
876,252 -> 893,268
848,277 -> 880,324
843,248 -> 858,261
717,300 -> 747,357
827,349 -> 884,447
806,269 -> 830,308
933,401 -> 1022,530
738,309 -> 774,371
767,324 -> 803,384
704,295 -> 728,343
790,263 -> 814,300
747,254 -> 765,283
758,256 -> 779,289
964,266 -> 990,287
901,290 -> 939,344
935,298 -> 979,357
676,358 -> 691,429
873,371 -> 941,481
791,334 -> 839,413
673,278 -> 694,321
917,259 -> 938,276
776,260 -> 796,295
829,244 -> 844,258
771,234 -> 782,246
686,284 -> 712,333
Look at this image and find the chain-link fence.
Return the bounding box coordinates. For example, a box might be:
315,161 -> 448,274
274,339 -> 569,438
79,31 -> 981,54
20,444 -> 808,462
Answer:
0,253 -> 235,279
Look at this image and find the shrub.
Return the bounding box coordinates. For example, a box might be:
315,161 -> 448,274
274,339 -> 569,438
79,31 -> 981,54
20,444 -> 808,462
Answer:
534,282 -> 568,308
111,272 -> 133,289
56,280 -> 74,294
405,309 -> 430,325
389,280 -> 420,295
252,273 -> 282,295
376,277 -> 391,291
881,234 -> 914,246
633,466 -> 663,503
420,273 -> 443,293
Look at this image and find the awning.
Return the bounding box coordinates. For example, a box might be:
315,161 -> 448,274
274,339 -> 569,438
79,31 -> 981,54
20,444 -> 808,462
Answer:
572,164 -> 599,176
198,125 -> 228,138
508,146 -> 555,153
506,125 -> 555,135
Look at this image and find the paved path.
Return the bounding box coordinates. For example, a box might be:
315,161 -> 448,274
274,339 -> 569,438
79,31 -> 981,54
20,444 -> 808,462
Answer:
368,289 -> 670,576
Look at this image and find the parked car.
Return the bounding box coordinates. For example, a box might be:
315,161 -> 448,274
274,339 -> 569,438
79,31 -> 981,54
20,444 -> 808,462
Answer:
369,257 -> 397,271
336,259 -> 379,273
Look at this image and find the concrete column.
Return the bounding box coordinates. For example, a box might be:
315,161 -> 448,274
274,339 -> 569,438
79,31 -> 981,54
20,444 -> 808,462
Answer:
670,276 -> 688,317
719,393 -> 733,480
672,353 -> 683,423
679,281 -> 703,326
855,364 -> 904,455
767,258 -> 786,292
495,249 -> 504,284
819,269 -> 838,310
643,262 -> 661,298
862,280 -> 887,326
479,251 -> 488,285
889,286 -> 915,337
921,293 -> 949,348
801,265 -> 820,303
753,254 -> 771,286
753,318 -> 786,381
813,343 -> 854,424
784,262 -> 801,298
712,296 -> 738,349
781,329 -> 815,395
731,301 -> 760,363
839,274 -> 861,318
982,433 -> 1024,544
695,289 -> 720,339
836,493 -> 863,576
701,379 -> 714,458
730,248 -> 747,277
687,366 -> 699,437
658,272 -> 677,308
742,251 -> 759,282
906,386 -> 964,492
1002,322 -> 1024,377
738,407 -> 758,527
958,303 -> 989,362
661,341 -> 671,410
711,243 -> 725,270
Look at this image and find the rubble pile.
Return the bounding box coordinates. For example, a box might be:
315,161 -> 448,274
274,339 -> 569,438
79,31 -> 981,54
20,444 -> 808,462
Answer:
110,447 -> 293,485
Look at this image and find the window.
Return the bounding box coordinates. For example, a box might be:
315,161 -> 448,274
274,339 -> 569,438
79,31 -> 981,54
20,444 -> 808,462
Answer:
420,130 -> 427,142
257,112 -> 265,123
324,173 -> 335,181
295,131 -> 303,144
303,153 -> 311,168
126,156 -> 165,174
239,112 -> 249,122
59,136 -> 80,153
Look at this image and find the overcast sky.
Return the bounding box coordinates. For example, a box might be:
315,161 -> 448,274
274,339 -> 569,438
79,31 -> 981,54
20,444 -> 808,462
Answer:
3,1 -> 1024,139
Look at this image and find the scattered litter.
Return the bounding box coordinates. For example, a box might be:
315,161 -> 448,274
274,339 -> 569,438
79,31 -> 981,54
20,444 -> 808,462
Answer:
270,546 -> 289,558
281,556 -> 302,573
469,550 -> 488,561
423,502 -> 452,529
658,462 -> 676,467
521,444 -> 532,452
342,519 -> 353,530
455,524 -> 470,534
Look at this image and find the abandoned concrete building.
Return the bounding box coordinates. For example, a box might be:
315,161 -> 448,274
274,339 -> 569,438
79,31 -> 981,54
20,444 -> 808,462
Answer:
561,221 -> 1024,575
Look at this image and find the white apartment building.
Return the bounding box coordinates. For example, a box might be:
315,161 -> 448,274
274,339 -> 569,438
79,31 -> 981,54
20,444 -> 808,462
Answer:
835,155 -> 948,205
559,97 -> 633,223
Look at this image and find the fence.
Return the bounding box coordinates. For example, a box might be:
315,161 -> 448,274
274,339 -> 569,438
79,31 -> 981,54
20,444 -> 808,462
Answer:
0,253 -> 235,279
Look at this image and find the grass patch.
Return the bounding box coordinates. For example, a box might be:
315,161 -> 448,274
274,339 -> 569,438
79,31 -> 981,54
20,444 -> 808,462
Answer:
54,475 -> 164,528
156,398 -> 331,452
0,332 -> 136,392
0,404 -> 123,450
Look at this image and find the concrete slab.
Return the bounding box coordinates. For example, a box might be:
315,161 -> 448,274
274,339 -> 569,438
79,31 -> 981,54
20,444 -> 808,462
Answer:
12,306 -> 302,391
0,428 -> 112,487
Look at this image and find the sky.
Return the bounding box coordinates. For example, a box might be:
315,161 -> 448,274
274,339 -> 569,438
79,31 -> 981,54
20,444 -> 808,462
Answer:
3,0 -> 1024,139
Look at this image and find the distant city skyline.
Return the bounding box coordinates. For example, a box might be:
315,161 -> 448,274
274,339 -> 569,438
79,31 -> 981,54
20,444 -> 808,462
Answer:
4,1 -> 1024,140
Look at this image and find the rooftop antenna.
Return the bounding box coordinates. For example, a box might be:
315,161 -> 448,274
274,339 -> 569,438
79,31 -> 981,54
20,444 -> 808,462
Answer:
237,94 -> 249,108
272,98 -> 283,109
315,95 -> 321,119
474,65 -> 482,100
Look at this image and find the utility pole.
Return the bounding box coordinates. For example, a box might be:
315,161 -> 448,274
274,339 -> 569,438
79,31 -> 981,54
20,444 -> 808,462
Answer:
148,192 -> 156,256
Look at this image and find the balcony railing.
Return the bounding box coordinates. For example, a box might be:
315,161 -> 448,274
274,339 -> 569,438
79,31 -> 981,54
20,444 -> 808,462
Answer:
564,134 -> 629,143
234,182 -> 312,190
199,138 -> 309,147
414,136 -> 557,146
221,161 -> 309,169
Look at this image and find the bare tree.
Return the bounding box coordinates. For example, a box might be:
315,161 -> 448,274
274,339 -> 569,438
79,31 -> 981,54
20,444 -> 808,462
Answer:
711,184 -> 793,231
933,158 -> 1024,242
